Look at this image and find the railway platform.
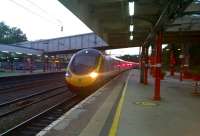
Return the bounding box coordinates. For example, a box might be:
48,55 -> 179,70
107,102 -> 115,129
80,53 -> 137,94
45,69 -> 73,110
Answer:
0,70 -> 65,77
37,69 -> 200,136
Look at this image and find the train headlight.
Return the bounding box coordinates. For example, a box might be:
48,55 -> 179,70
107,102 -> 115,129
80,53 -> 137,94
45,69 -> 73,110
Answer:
89,72 -> 98,78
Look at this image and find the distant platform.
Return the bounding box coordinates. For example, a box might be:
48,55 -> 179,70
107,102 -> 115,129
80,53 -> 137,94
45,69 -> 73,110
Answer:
0,70 -> 65,77
36,69 -> 200,136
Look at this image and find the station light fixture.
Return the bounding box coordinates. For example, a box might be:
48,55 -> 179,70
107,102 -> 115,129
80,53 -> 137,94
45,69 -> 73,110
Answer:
37,54 -> 41,57
129,24 -> 134,32
16,52 -> 22,55
128,1 -> 135,16
130,34 -> 133,40
27,53 -> 32,55
2,51 -> 9,53
177,48 -> 181,51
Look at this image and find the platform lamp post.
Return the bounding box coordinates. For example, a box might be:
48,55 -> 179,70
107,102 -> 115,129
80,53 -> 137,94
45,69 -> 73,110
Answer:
153,31 -> 163,101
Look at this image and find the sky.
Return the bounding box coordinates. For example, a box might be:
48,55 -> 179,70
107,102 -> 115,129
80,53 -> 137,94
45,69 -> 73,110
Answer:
0,0 -> 140,55
0,0 -> 92,40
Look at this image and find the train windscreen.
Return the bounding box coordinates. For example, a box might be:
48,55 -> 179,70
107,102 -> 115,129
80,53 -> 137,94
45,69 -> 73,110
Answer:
70,52 -> 99,75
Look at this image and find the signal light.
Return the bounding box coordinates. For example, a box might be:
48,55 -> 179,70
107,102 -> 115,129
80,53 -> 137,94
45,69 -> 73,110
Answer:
89,72 -> 98,78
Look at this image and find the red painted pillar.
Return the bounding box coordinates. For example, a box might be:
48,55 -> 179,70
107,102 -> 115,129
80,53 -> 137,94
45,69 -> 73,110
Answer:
153,32 -> 162,101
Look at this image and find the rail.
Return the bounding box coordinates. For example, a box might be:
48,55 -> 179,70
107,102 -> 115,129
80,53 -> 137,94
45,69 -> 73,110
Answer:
0,95 -> 80,136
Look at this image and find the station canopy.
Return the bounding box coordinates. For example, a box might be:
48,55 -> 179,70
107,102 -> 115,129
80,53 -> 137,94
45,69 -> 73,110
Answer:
0,44 -> 43,56
59,0 -> 200,49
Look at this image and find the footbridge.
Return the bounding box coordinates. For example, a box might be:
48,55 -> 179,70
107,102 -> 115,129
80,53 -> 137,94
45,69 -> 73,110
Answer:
13,33 -> 108,55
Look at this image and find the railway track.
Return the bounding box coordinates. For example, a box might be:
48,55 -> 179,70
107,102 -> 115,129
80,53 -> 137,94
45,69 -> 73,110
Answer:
0,94 -> 81,136
0,85 -> 67,118
0,81 -> 65,103
0,72 -> 76,135
0,77 -> 63,93
0,72 -> 65,91
0,72 -> 66,104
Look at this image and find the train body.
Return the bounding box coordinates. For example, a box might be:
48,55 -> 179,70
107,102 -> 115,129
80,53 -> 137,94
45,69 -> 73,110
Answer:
65,48 -> 138,96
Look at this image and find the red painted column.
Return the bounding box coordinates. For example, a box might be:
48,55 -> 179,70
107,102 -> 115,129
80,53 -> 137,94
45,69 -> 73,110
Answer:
153,32 -> 163,101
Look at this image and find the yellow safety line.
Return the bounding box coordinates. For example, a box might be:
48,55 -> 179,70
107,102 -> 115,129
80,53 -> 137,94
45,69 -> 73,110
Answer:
108,72 -> 131,136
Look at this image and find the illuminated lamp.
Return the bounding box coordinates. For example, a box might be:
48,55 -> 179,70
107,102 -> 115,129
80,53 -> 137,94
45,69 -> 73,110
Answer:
89,72 -> 98,78
130,35 -> 133,40
2,51 -> 9,53
129,1 -> 135,16
16,52 -> 22,54
129,25 -> 134,32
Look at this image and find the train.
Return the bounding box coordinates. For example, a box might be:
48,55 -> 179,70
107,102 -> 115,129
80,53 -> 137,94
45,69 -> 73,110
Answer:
65,48 -> 138,96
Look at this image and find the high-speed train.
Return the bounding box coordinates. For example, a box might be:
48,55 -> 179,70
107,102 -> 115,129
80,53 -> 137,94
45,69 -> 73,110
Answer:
65,48 -> 138,96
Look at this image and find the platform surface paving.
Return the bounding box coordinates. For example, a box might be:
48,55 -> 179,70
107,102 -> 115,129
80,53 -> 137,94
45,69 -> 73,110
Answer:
37,69 -> 200,136
117,70 -> 200,136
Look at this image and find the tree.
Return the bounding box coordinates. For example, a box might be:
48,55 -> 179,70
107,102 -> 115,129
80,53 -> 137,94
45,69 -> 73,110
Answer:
0,22 -> 27,44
